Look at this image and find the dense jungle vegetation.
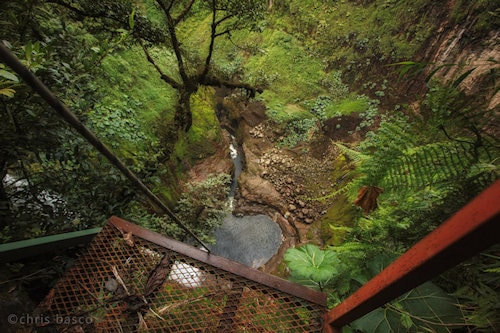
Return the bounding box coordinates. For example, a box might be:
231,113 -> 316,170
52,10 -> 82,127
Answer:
0,0 -> 498,332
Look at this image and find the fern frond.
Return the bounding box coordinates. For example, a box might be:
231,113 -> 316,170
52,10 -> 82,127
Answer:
334,142 -> 367,166
381,141 -> 477,191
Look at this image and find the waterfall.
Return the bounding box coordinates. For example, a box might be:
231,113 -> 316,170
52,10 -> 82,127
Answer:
209,133 -> 283,269
228,135 -> 242,210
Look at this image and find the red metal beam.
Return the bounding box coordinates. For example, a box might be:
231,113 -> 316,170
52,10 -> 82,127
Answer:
323,180 -> 500,331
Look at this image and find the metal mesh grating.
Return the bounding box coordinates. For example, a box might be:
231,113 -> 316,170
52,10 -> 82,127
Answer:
32,216 -> 326,332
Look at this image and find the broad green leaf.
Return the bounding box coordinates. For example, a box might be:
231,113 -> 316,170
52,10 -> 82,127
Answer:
366,253 -> 393,276
400,282 -> 464,332
351,307 -> 400,333
0,69 -> 19,82
0,88 -> 15,97
284,244 -> 339,286
25,42 -> 32,63
352,282 -> 464,333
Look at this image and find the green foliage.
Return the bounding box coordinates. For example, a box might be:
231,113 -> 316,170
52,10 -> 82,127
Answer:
340,105 -> 497,246
285,244 -> 465,332
0,62 -> 19,97
284,244 -> 339,291
352,282 -> 464,333
451,0 -> 500,37
318,65 -> 499,331
277,0 -> 436,84
0,3 -> 128,238
242,28 -> 328,105
278,118 -> 319,148
128,173 -> 231,244
325,96 -> 371,118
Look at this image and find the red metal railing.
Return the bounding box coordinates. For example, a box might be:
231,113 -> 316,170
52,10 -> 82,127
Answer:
323,179 -> 500,333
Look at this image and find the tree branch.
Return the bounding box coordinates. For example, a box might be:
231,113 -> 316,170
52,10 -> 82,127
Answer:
46,0 -> 88,17
199,0 -> 218,82
138,38 -> 181,89
200,76 -> 263,98
215,13 -> 237,26
173,0 -> 196,25
155,0 -> 190,87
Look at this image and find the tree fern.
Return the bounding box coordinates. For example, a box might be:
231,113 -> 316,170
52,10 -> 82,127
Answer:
338,107 -> 498,248
349,114 -> 496,200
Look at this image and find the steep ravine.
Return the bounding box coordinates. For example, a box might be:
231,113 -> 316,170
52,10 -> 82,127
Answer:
212,92 -> 343,275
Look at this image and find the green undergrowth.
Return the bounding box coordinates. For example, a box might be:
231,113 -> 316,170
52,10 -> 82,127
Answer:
99,45 -> 177,128
212,17 -> 382,148
91,44 -> 224,205
213,26 -> 330,112
319,195 -> 359,246
154,86 -> 222,204
308,153 -> 360,246
173,87 -> 221,164
326,96 -> 370,118
451,0 -> 500,37
280,0 -> 436,81
90,45 -> 176,171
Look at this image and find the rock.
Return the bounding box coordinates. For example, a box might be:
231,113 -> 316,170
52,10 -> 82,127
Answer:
298,200 -> 306,207
304,218 -> 314,224
288,204 -> 297,211
238,173 -> 285,210
302,208 -> 309,215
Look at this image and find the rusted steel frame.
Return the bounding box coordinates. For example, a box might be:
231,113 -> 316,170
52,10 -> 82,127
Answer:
108,216 -> 327,307
323,179 -> 500,332
216,286 -> 243,332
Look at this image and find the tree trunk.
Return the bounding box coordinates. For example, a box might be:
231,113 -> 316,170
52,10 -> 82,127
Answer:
175,90 -> 193,131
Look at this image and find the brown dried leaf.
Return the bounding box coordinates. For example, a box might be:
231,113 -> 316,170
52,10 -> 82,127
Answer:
123,232 -> 135,247
144,254 -> 172,297
353,185 -> 384,214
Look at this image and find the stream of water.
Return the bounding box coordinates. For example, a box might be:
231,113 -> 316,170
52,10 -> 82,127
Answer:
209,134 -> 283,268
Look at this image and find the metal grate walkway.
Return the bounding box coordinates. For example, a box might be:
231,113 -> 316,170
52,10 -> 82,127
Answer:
32,216 -> 326,332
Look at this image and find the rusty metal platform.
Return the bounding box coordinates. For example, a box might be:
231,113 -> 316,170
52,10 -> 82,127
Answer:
31,216 -> 326,332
